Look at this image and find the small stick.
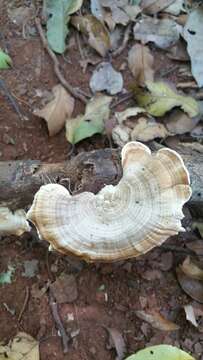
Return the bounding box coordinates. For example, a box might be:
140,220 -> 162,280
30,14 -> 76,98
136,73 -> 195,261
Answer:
45,248 -> 55,282
110,91 -> 133,109
49,291 -> 70,353
76,32 -> 85,62
112,23 -> 131,57
18,286 -> 30,322
35,17 -> 87,104
0,79 -> 24,120
177,81 -> 198,89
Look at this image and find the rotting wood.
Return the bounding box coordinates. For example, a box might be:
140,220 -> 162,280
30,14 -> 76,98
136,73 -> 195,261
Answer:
0,148 -> 202,216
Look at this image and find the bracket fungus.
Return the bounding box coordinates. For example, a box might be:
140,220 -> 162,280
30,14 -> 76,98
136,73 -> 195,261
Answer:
27,142 -> 191,262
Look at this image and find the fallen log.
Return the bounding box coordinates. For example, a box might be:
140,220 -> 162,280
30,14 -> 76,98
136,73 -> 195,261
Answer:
0,148 -> 202,216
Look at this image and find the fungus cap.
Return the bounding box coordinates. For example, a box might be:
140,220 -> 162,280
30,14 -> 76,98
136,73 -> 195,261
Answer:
27,142 -> 191,261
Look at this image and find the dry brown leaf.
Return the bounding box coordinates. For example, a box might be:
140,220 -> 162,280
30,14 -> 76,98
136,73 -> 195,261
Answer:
180,256 -> 203,281
112,112 -> 170,146
186,240 -> 203,256
0,332 -> 39,360
131,117 -> 170,142
71,15 -> 111,56
34,85 -> 74,136
135,309 -> 179,331
167,41 -> 189,61
141,0 -> 175,15
165,109 -> 200,135
184,304 -> 198,327
103,326 -> 127,360
128,44 -> 154,86
176,267 -> 203,303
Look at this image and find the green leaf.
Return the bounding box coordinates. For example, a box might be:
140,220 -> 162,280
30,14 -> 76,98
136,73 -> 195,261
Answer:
66,94 -> 112,144
134,81 -> 199,117
0,49 -> 12,69
45,0 -> 83,54
125,345 -> 195,360
0,265 -> 15,285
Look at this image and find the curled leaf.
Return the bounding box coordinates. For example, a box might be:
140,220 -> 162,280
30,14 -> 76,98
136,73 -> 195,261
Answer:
104,326 -> 127,360
128,44 -> 154,86
66,94 -> 112,144
115,107 -> 146,124
176,266 -> 203,303
71,14 -> 111,56
131,117 -> 170,142
180,256 -> 203,281
184,304 -> 198,327
134,81 -> 199,117
112,108 -> 169,146
135,309 -> 179,331
125,345 -> 195,360
0,49 -> 12,69
0,207 -> 30,236
34,84 -> 74,136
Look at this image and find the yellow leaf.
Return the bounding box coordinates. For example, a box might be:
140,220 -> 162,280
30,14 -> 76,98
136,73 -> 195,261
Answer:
125,345 -> 195,360
134,81 -> 199,117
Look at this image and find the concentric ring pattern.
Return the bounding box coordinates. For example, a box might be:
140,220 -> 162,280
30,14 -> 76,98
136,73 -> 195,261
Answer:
27,142 -> 192,261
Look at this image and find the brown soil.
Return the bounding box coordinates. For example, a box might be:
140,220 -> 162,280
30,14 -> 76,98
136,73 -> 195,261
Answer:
1,1 -> 203,360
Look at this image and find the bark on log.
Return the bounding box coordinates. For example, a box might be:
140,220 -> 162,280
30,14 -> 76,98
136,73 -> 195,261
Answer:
0,148 -> 202,216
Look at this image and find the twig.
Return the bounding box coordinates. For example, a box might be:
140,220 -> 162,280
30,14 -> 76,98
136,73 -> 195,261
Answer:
0,79 -> 24,120
49,291 -> 70,353
76,32 -> 85,61
160,65 -> 179,77
110,91 -> 133,109
18,286 -> 30,322
45,248 -> 55,282
177,81 -> 198,89
35,17 -> 87,104
112,23 -> 132,57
